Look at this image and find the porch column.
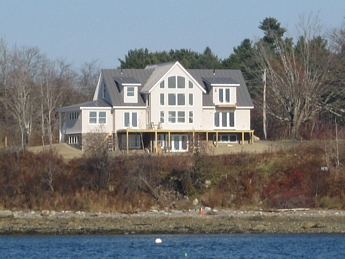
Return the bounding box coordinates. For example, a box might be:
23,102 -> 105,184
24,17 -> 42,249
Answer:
154,130 -> 158,153
242,131 -> 244,145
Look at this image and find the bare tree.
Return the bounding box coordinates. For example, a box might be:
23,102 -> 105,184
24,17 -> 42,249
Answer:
38,60 -> 63,149
5,46 -> 43,149
0,39 -> 10,131
78,60 -> 100,100
256,14 -> 342,139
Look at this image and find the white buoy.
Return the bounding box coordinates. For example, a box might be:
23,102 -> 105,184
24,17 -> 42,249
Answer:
155,238 -> 162,244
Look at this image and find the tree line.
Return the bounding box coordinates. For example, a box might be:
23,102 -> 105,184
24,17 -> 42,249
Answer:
0,40 -> 100,149
119,16 -> 345,140
1,15 -> 345,149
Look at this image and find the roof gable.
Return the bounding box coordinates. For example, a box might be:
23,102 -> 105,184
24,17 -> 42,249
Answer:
141,61 -> 206,94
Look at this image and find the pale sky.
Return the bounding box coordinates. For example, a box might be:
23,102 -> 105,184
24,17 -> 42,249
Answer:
1,0 -> 344,69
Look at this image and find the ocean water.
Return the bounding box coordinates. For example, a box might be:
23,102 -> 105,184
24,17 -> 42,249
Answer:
0,234 -> 345,258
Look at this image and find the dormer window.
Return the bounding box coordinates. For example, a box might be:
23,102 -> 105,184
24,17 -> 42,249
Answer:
219,88 -> 230,103
113,76 -> 141,104
124,85 -> 138,103
127,86 -> 135,97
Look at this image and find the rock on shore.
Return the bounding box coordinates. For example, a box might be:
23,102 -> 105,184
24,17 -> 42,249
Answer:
1,209 -> 345,235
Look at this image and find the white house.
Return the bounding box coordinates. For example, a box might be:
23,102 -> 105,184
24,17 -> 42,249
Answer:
57,61 -> 254,153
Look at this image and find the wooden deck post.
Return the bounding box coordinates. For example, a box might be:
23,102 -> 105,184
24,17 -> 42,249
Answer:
126,130 -> 129,154
168,131 -> 171,152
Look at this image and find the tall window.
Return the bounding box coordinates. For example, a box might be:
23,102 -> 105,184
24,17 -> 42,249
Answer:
178,111 -> 185,123
160,81 -> 164,88
177,76 -> 185,88
214,111 -> 234,128
177,94 -> 185,106
189,94 -> 193,106
124,112 -> 138,128
189,111 -> 193,123
168,93 -> 185,106
219,88 -> 230,103
189,81 -> 193,88
160,93 -> 164,105
160,111 -> 164,123
168,94 -> 176,105
168,76 -> 176,88
168,111 -> 176,123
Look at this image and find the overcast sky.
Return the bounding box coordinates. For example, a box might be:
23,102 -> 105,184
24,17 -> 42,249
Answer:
1,0 -> 344,69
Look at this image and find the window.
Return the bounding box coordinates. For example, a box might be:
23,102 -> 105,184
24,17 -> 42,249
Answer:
214,111 -> 235,128
69,112 -> 79,120
99,112 -> 106,124
160,111 -> 164,123
189,81 -> 193,88
124,112 -> 138,128
89,112 -> 97,124
127,87 -> 135,97
214,134 -> 237,143
178,111 -> 185,123
189,111 -> 193,123
218,87 -> 230,103
168,93 -> 185,106
68,135 -> 80,144
160,81 -> 164,88
177,94 -> 185,106
168,94 -> 176,105
129,134 -> 140,148
177,76 -> 185,88
103,84 -> 106,99
121,134 -> 141,149
168,111 -> 176,123
89,111 -> 107,124
168,76 -> 176,88
189,94 -> 193,106
160,93 -> 164,105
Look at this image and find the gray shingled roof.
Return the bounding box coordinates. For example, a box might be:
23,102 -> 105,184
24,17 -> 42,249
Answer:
113,77 -> 141,85
57,99 -> 111,111
102,69 -> 153,106
202,77 -> 239,85
60,62 -> 253,109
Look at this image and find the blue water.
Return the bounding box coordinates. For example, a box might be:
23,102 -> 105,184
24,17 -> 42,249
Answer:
0,234 -> 344,258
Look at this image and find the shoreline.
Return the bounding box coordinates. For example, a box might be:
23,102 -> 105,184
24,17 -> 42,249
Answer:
1,209 -> 345,235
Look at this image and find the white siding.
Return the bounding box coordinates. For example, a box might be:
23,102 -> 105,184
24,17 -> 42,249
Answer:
149,65 -> 204,130
113,108 -> 147,131
81,109 -> 113,134
201,108 -> 215,130
235,109 -> 251,130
